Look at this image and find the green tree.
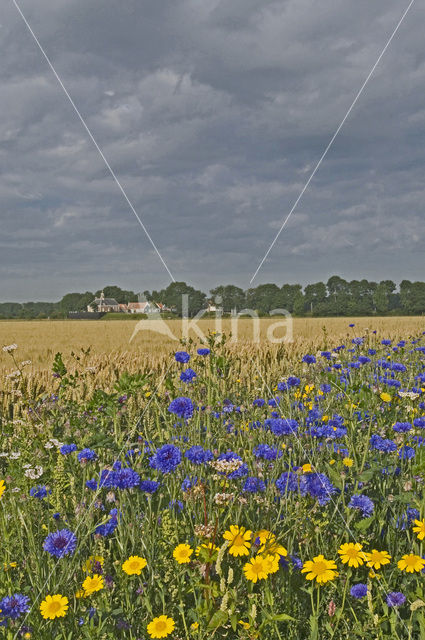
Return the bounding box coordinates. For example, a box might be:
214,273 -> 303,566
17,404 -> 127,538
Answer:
156,282 -> 206,317
210,285 -> 245,313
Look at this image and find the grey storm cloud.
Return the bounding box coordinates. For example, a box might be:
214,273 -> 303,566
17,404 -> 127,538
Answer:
1,0 -> 424,300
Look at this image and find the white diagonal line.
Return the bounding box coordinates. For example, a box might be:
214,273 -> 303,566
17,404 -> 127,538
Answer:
250,0 -> 416,284
13,0 -> 176,283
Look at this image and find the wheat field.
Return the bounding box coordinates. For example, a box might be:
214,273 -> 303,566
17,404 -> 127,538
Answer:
1,316 -> 424,379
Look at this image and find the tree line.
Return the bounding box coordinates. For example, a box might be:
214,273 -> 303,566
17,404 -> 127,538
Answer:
1,278 -> 425,319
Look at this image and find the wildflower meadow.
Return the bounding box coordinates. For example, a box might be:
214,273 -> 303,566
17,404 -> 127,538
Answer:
1,327 -> 425,639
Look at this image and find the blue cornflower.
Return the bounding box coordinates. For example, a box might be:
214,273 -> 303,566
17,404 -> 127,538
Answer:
139,479 -> 160,493
302,472 -> 337,505
320,384 -> 332,393
398,445 -> 415,460
0,594 -> 30,619
243,477 -> 266,493
253,398 -> 265,407
302,355 -> 316,364
103,466 -> 141,489
265,418 -> 298,436
95,509 -> 118,537
350,584 -> 368,599
287,376 -> 300,387
168,397 -> 194,419
382,340 -> 392,346
150,444 -> 182,473
393,422 -> 411,433
369,434 -> 397,453
386,592 -> 406,607
253,444 -> 282,460
175,351 -> 190,363
352,337 -> 364,345
29,485 -> 50,499
197,348 -> 210,356
60,443 -> 77,455
180,368 -> 197,383
86,479 -> 98,491
184,445 -> 214,465
78,448 -> 97,462
348,494 -> 374,518
276,472 -> 299,494
43,528 -> 77,558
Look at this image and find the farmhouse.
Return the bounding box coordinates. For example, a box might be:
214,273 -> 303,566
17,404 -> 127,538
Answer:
87,292 -> 169,314
127,301 -> 157,314
87,292 -> 120,313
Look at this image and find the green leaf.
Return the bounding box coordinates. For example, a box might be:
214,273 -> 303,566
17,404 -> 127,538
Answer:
207,610 -> 228,630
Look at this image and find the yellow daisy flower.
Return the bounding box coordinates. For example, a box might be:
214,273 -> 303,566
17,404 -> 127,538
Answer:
397,554 -> 425,573
147,615 -> 175,638
338,543 -> 365,568
243,555 -> 269,583
173,544 -> 193,564
223,525 -> 252,557
0,480 -> 6,500
342,457 -> 353,468
40,594 -> 68,620
413,519 -> 425,541
122,555 -> 147,575
82,574 -> 104,595
257,531 -> 288,557
301,555 -> 338,585
262,554 -> 280,574
380,392 -> 391,403
364,549 -> 391,570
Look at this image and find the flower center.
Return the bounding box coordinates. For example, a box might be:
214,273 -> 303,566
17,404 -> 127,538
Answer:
49,601 -> 61,613
314,561 -> 327,575
156,621 -> 167,631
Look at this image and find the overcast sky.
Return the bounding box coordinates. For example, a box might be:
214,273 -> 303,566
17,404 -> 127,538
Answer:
1,0 -> 424,301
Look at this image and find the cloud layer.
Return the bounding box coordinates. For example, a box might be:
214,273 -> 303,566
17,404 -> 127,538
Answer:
1,0 -> 424,300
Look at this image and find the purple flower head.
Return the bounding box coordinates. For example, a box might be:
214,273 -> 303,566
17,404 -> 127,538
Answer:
348,494 -> 374,518
386,592 -> 406,607
398,445 -> 415,460
0,594 -> 30,620
350,584 -> 367,599
287,376 -> 300,387
168,397 -> 194,419
43,528 -> 77,558
393,422 -> 411,433
60,443 -> 77,455
175,351 -> 190,363
150,444 -> 182,474
243,477 -> 266,493
197,348 -> 210,356
302,354 -> 316,364
184,445 -> 214,465
30,485 -> 50,499
78,448 -> 97,463
180,368 -> 197,383
139,479 -> 160,494
265,418 -> 298,436
253,444 -> 282,461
